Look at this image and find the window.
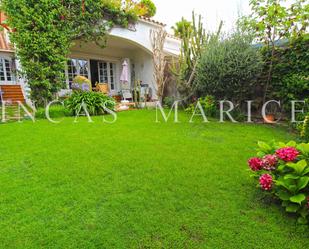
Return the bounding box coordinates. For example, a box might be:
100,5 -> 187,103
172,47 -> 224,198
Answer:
98,62 -> 108,83
109,63 -> 115,91
0,57 -> 15,82
98,61 -> 116,91
66,59 -> 89,88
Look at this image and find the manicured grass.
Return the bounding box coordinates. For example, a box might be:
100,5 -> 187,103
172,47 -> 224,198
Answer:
0,110 -> 308,248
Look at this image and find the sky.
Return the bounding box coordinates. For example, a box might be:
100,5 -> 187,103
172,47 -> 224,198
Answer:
152,0 -> 251,33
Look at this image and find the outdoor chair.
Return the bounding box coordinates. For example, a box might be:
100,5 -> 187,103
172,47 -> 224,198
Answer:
121,82 -> 132,101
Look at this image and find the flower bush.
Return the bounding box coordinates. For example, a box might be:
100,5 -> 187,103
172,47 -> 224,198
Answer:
248,157 -> 263,171
259,174 -> 273,191
248,140 -> 309,224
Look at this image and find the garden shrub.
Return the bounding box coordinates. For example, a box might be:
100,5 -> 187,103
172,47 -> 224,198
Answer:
65,91 -> 115,116
35,105 -> 72,119
301,116 -> 309,142
194,33 -> 263,106
185,95 -> 217,117
163,96 -> 176,108
248,141 -> 309,224
270,36 -> 309,112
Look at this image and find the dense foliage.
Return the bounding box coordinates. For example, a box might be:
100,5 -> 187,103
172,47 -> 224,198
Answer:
65,91 -> 115,116
185,95 -> 216,117
1,0 -> 153,106
172,17 -> 192,39
248,141 -> 309,224
194,33 -> 263,105
139,0 -> 156,17
271,36 -> 309,111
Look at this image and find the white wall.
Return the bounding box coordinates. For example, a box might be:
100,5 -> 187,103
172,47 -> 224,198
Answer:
110,19 -> 181,57
132,50 -> 157,100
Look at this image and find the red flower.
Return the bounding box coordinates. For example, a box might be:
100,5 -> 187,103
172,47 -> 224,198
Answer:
248,157 -> 263,171
262,154 -> 278,171
259,174 -> 273,191
307,197 -> 309,209
275,147 -> 299,162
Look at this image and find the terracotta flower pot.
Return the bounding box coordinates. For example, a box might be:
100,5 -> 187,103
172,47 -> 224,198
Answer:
113,95 -> 122,103
264,114 -> 275,123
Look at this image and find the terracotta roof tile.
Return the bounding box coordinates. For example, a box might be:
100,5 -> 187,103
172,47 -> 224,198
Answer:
139,16 -> 166,27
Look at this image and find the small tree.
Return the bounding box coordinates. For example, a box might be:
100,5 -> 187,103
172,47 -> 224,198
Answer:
194,32 -> 263,106
150,28 -> 167,104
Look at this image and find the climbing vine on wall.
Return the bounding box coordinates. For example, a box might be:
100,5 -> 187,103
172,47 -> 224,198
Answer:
1,0 -> 149,106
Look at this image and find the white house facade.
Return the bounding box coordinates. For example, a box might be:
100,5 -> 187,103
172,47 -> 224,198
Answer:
0,16 -> 181,104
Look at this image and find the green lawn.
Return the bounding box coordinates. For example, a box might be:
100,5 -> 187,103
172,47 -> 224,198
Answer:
0,110 -> 308,248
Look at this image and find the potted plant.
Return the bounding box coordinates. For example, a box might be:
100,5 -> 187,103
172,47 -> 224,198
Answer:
264,102 -> 280,123
113,91 -> 122,102
72,76 -> 92,92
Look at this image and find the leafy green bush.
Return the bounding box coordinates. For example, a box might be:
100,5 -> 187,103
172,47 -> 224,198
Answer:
194,33 -> 263,105
163,96 -> 176,108
185,95 -> 217,117
65,91 -> 115,116
271,36 -> 309,111
139,0 -> 156,17
248,141 -> 309,224
35,105 -> 72,119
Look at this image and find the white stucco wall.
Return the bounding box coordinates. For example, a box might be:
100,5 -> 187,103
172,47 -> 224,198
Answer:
110,19 -> 181,57
132,50 -> 157,99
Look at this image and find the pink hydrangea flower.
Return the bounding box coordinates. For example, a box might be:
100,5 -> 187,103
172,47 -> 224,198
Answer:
248,157 -> 263,171
262,154 -> 278,171
259,174 -> 273,191
275,147 -> 299,162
